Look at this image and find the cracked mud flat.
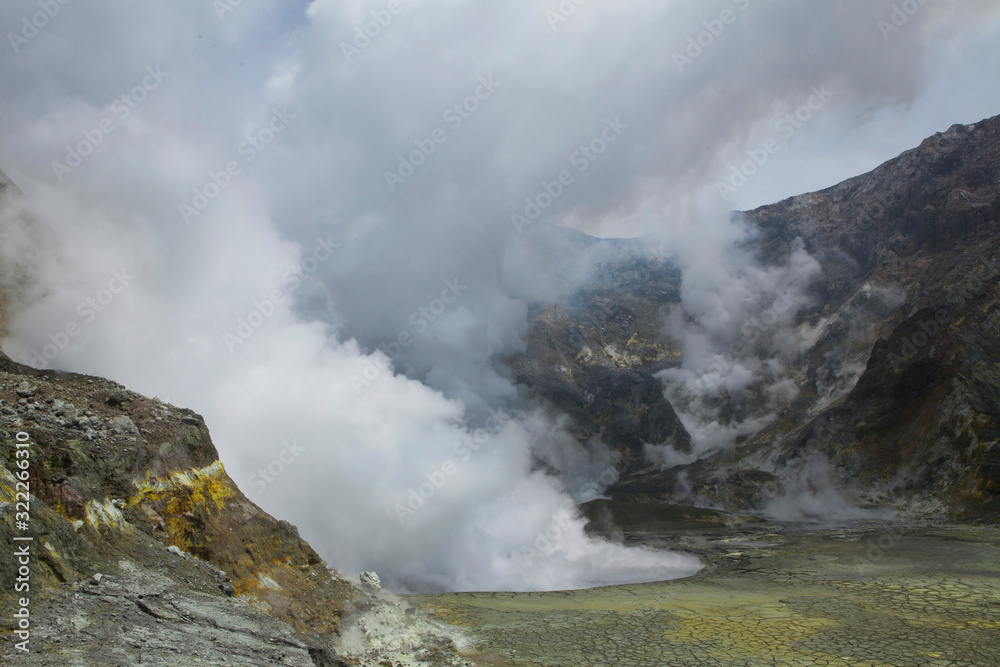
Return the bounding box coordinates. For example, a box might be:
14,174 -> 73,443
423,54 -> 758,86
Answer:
411,502 -> 1000,666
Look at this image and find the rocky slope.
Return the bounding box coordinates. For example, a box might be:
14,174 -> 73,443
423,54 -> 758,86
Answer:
0,176 -> 470,665
514,114 -> 1000,520
0,346 -> 472,667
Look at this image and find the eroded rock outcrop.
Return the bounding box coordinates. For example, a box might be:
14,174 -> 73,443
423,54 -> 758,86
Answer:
0,349 -> 473,665
0,351 -> 353,662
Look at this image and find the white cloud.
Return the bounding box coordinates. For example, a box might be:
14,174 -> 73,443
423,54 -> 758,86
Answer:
0,0 -> 997,590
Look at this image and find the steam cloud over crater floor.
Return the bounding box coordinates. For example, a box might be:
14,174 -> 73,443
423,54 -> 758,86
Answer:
1,0 -> 999,590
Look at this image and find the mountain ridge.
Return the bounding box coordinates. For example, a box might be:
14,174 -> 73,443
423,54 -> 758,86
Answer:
517,113 -> 1000,520
1,114 -> 999,664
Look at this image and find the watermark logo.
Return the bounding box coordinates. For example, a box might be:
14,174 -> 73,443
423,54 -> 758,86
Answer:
12,430 -> 34,653
248,439 -> 307,494
511,116 -> 627,234
716,85 -> 833,201
8,0 -> 73,55
52,65 -> 169,182
692,285 -> 804,393
545,0 -> 589,31
392,409 -> 508,524
223,234 -> 340,352
27,269 -> 134,370
878,0 -> 931,42
179,107 -> 296,224
340,0 -> 409,63
385,75 -> 501,192
672,0 -> 751,73
350,277 -> 468,394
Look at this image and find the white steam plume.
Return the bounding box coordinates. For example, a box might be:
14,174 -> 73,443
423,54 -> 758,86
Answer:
1,0 -> 998,587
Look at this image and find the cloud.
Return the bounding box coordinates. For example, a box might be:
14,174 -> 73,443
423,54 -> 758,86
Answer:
0,0 -> 998,589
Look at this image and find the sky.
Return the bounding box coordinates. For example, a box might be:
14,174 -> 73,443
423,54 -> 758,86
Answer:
0,0 -> 998,592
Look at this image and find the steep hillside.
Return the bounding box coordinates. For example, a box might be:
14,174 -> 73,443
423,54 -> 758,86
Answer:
516,115 -> 1000,520
695,116 -> 1000,520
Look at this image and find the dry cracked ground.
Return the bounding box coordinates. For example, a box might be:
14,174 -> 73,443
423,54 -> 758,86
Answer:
412,504 -> 1000,667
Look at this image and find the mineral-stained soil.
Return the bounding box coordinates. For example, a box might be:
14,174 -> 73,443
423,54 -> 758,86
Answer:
413,503 -> 1000,667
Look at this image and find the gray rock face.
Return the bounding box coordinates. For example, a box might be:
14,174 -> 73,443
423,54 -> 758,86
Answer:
360,570 -> 382,591
665,116 -> 1000,519
0,355 -> 471,665
516,114 -> 1000,520
7,558 -> 325,666
109,414 -> 140,435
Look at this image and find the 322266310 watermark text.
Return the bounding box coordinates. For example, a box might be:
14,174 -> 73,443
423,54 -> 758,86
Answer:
9,430 -> 35,653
